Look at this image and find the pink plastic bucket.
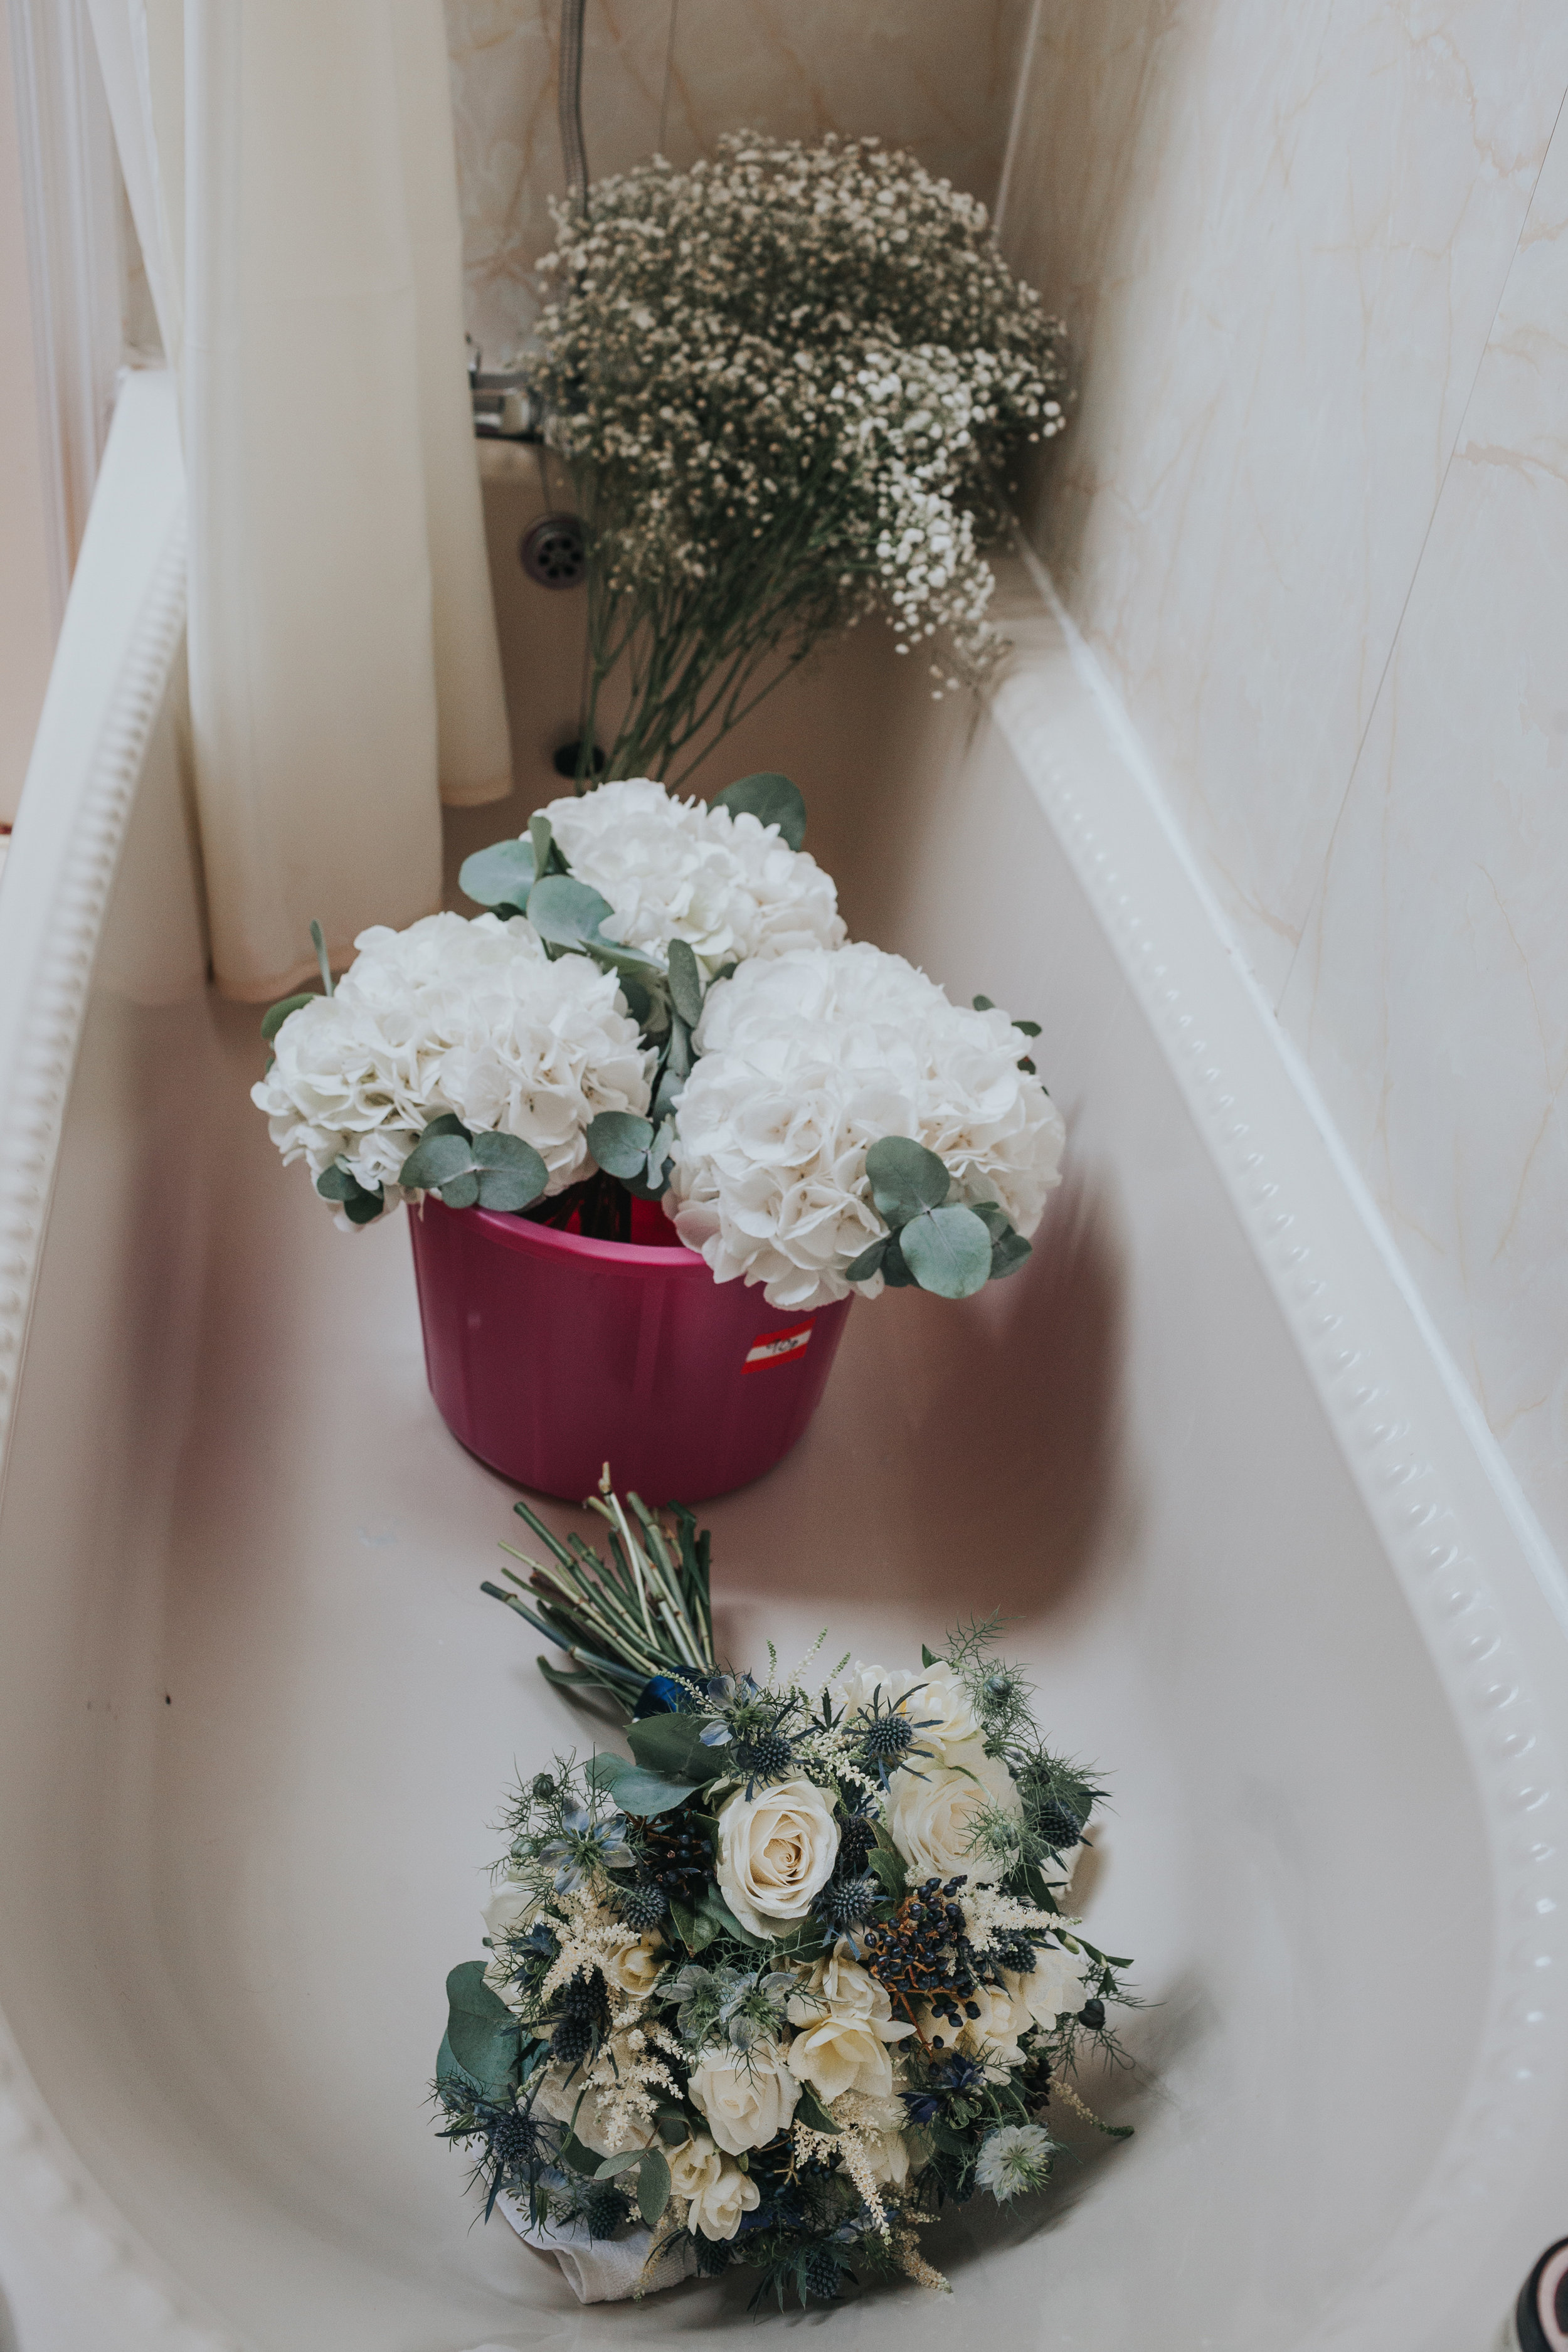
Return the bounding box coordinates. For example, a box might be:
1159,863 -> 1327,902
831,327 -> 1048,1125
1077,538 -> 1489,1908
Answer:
406,1195 -> 852,1503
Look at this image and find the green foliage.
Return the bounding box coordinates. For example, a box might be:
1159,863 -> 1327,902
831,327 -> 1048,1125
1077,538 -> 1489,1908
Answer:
260,990 -> 316,1043
858,1136 -> 1014,1299
444,1961 -> 520,2102
397,1118 -> 548,1214
315,1162 -> 385,1224
585,1111 -> 655,1180
459,836 -> 538,914
711,772 -> 807,852
586,1752 -> 699,1815
627,1710 -> 719,1783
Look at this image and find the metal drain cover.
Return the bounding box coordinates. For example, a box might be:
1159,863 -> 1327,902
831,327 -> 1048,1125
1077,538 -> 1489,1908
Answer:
520,513 -> 588,588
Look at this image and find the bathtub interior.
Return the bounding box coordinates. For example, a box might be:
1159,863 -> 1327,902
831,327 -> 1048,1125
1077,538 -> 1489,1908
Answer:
0,453 -> 1544,2352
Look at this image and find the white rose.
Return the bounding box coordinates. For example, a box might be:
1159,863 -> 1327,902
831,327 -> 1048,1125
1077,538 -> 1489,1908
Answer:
531,2039 -> 656,2158
669,2134 -> 723,2203
687,2042 -> 800,2155
832,1661 -> 978,1760
482,1875 -> 536,1946
716,1776 -> 839,1937
685,2151 -> 760,2242
886,1739 -> 1022,1884
1004,1944 -> 1088,2031
602,1931 -> 665,2000
785,1944 -> 916,2105
864,2127 -> 912,2186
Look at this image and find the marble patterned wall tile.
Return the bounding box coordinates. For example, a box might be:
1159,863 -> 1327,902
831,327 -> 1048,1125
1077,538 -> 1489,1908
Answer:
1279,117 -> 1568,1552
447,0 -> 1032,362
1001,0 -> 1568,999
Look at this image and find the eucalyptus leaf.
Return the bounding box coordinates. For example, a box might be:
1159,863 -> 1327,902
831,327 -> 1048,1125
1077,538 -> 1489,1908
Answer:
618,974 -> 652,1025
470,1130 -> 549,1212
712,771 -> 807,852
637,2148 -> 672,2226
627,1711 -> 717,1783
459,837 -> 537,912
423,1111 -> 469,1140
593,2149 -> 646,2178
526,874 -> 617,952
529,812 -> 556,882
558,2129 -> 601,2177
315,1164 -> 361,1202
665,938 -> 705,1029
585,1752 -> 626,1793
440,1170 -> 482,1209
260,991 -> 316,1043
1014,1018 -> 1042,1037
864,1135 -> 951,1229
988,1227 -> 1033,1281
795,2083 -> 840,2135
697,1882 -> 764,1947
341,1187 -> 386,1226
843,1236 -> 888,1285
398,1131 -> 477,1190
899,1202 -> 993,1299
445,1960 -> 520,2099
586,1111 -> 656,1180
435,2030 -> 484,2095
879,1231 -> 917,1287
600,1763 -> 702,1815
664,1012 -> 692,1081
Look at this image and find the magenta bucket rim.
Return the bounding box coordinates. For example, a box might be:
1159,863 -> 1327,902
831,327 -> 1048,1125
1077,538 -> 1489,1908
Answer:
426,1199 -> 708,1273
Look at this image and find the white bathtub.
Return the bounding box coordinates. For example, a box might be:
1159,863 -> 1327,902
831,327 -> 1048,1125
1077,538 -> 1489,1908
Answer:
0,373 -> 1563,2352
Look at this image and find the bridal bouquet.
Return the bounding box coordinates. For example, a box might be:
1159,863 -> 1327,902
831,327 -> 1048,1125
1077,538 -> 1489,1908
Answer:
433,1481 -> 1134,2310
521,133 -> 1072,784
253,774 -> 1066,1305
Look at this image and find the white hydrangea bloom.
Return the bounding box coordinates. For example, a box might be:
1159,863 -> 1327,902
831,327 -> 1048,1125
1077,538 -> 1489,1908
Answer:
664,943 -> 1065,1309
541,778 -> 844,977
251,911 -> 653,1217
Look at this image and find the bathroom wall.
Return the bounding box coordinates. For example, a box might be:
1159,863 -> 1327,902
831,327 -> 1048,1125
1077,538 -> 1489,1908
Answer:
1000,6 -> 1568,1552
444,0 -> 1033,361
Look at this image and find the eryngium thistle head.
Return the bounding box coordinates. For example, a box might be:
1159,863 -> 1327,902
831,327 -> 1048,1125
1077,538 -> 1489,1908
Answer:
614,1878 -> 669,1931
974,2122 -> 1057,2202
582,2181 -> 630,2238
800,2247 -> 844,2302
550,2013 -> 595,2066
693,2235 -> 731,2278
857,1712 -> 915,1764
487,2106 -> 542,2176
733,1725 -> 795,1783
813,1870 -> 879,1935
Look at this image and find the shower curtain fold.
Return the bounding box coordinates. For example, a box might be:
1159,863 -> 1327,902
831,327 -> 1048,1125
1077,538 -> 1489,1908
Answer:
85,0 -> 513,1000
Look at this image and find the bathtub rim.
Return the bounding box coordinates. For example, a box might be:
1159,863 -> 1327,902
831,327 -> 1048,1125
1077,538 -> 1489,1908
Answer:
0,373 -> 1562,2348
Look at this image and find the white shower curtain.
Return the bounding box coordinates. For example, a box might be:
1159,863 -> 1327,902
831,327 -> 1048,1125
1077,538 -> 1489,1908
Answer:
85,0 -> 514,1000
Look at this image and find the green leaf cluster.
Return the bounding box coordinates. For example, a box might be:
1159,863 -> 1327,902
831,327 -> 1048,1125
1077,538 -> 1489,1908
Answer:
844,1136 -> 1032,1299
398,1115 -> 548,1214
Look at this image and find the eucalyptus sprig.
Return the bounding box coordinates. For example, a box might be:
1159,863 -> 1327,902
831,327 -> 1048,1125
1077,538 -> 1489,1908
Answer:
844,1135 -> 1033,1300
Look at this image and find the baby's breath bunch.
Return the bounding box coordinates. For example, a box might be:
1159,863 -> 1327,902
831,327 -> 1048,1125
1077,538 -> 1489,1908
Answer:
524,133 -> 1070,785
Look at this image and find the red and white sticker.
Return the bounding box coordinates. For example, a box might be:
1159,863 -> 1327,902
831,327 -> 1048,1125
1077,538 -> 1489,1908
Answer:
743,1322 -> 814,1374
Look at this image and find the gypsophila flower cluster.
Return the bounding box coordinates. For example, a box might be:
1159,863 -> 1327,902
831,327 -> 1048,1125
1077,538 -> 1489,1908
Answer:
258,773 -> 1065,1284
522,134 -> 1071,783
435,1488 -> 1135,2313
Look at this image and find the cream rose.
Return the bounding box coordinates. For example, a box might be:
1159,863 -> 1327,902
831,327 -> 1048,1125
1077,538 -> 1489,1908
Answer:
832,1661 -> 979,1759
886,1739 -> 1022,1884
603,1930 -> 665,2000
785,1946 -> 916,2104
531,2038 -> 657,2158
716,1776 -> 839,1936
676,2139 -> 761,2242
1004,1944 -> 1088,2031
864,2127 -> 912,2187
687,2041 -> 800,2155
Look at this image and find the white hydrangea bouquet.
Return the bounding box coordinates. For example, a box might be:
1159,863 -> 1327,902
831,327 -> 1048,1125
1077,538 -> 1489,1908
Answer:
435,1478 -> 1135,2311
253,773 -> 1066,1307
521,132 -> 1071,786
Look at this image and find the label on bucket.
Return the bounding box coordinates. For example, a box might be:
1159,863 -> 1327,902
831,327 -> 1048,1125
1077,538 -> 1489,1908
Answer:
743,1322 -> 814,1373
